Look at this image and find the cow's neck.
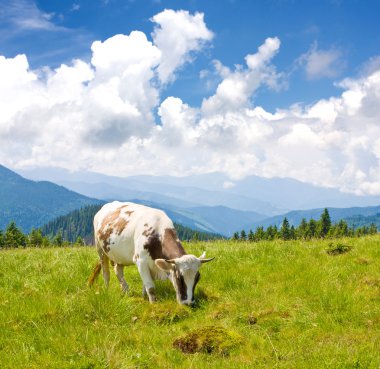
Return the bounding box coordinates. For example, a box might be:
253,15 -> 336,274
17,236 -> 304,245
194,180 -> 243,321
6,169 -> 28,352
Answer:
162,228 -> 186,259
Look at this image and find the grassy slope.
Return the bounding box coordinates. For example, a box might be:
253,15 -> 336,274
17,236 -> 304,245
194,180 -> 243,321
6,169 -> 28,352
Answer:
1,237 -> 379,368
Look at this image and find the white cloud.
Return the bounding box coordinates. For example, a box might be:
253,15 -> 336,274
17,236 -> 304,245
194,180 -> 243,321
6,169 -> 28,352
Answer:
201,37 -> 284,115
1,9 -> 380,195
299,42 -> 344,80
151,9 -> 214,84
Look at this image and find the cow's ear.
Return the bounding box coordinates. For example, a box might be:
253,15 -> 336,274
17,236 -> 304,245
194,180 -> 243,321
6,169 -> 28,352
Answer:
155,259 -> 174,271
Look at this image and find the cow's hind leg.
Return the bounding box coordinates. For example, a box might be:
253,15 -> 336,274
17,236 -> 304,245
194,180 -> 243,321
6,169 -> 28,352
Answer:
114,264 -> 129,294
98,249 -> 110,288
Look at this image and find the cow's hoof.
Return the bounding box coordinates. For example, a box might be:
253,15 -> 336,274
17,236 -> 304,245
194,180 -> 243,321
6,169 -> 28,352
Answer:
148,287 -> 157,303
121,288 -> 129,296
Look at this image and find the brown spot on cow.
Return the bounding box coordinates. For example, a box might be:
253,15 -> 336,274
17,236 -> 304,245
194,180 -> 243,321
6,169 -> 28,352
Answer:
144,232 -> 163,260
163,228 -> 186,259
98,227 -> 113,252
97,206 -> 132,247
144,223 -> 148,227
115,218 -> 129,235
143,228 -> 186,260
142,226 -> 154,237
125,210 -> 134,217
100,208 -> 122,231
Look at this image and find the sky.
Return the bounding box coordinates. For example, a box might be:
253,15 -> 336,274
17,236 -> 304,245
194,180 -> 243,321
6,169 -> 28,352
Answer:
0,0 -> 380,195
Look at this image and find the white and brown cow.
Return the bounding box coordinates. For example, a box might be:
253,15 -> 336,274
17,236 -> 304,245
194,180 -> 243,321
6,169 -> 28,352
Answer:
89,201 -> 213,305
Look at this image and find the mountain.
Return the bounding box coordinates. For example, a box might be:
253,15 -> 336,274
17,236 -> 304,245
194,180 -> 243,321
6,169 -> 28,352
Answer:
18,167 -> 380,213
0,165 -> 266,236
244,205 -> 380,231
11,166 -> 380,236
344,213 -> 380,230
17,167 -> 283,215
41,204 -> 223,243
185,205 -> 266,235
128,199 -> 265,236
0,165 -> 101,232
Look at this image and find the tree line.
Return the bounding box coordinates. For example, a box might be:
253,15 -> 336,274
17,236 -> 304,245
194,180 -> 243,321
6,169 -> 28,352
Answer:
0,221 -> 84,249
232,208 -> 378,241
0,205 -> 222,248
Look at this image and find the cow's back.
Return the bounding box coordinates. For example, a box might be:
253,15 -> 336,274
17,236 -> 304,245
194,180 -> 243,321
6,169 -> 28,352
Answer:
94,201 -> 174,265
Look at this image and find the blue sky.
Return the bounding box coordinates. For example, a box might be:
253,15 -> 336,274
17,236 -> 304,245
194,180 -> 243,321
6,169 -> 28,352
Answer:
1,0 -> 379,110
1,0 -> 380,195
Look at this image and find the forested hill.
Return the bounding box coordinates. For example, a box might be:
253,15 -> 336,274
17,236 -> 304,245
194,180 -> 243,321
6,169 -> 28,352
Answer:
41,204 -> 223,244
0,165 -> 101,232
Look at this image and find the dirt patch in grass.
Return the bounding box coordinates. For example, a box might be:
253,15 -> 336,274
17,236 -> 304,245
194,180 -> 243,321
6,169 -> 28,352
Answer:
355,257 -> 371,265
173,326 -> 243,355
257,309 -> 291,319
363,278 -> 380,288
235,308 -> 291,327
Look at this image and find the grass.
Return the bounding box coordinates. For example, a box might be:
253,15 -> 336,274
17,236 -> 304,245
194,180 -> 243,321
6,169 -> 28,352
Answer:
1,236 -> 380,368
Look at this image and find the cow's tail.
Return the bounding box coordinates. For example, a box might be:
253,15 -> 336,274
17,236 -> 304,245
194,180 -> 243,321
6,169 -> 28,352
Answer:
88,261 -> 101,286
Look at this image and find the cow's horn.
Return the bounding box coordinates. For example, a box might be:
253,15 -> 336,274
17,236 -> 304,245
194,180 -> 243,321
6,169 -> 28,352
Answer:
199,251 -> 206,259
200,257 -> 214,264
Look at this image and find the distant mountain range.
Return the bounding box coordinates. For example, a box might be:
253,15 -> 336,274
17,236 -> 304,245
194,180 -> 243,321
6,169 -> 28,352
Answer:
0,165 -> 265,235
2,164 -> 380,236
0,165 -> 101,232
18,167 -> 380,213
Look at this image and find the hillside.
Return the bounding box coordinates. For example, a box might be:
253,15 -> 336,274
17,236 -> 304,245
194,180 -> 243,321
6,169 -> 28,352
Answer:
0,165 -> 101,232
345,213 -> 380,229
1,236 -> 379,368
41,204 -> 223,243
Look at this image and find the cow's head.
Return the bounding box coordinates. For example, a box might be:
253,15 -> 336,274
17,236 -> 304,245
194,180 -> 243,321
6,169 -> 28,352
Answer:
155,252 -> 214,305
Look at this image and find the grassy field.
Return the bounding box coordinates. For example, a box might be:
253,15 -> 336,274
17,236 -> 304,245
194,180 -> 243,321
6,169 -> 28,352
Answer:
1,236 -> 380,368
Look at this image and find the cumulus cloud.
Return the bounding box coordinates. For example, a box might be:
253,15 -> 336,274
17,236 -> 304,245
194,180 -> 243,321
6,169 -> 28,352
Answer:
1,9 -> 380,195
201,37 -> 284,115
299,42 -> 344,80
151,9 -> 214,84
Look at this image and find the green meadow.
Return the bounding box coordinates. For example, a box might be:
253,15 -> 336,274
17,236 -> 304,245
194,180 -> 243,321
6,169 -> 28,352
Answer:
1,236 -> 379,368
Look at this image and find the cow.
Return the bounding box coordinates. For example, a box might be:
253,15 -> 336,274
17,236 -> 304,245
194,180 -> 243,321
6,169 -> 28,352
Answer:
88,201 -> 214,305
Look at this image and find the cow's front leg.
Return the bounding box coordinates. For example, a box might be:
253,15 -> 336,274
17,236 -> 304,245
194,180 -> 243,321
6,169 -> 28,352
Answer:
136,258 -> 156,303
142,285 -> 147,298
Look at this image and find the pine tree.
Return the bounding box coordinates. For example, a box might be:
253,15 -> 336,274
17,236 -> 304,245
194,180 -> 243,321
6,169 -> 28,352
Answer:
266,225 -> 275,240
280,218 -> 291,240
254,226 -> 265,241
290,225 -> 296,239
297,218 -> 308,239
336,220 -> 349,237
4,221 -> 27,248
369,223 -> 378,234
320,208 -> 332,238
29,228 -> 44,247
54,230 -> 63,247
307,219 -> 317,239
232,232 -> 240,241
240,230 -> 247,241
248,229 -> 255,242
